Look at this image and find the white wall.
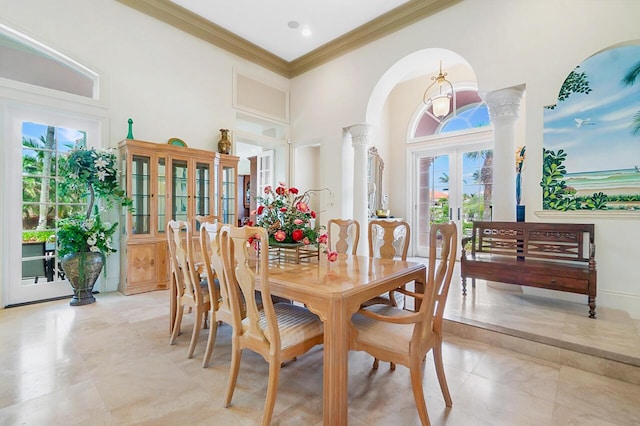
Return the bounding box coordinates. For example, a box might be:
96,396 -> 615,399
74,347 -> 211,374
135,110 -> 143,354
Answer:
3,0 -> 639,318
290,0 -> 640,318
0,0 -> 289,301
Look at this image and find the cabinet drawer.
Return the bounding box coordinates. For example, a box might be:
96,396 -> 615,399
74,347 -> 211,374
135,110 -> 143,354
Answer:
519,272 -> 588,292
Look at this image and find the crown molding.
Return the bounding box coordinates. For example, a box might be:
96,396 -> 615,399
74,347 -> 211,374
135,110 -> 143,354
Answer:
116,0 -> 462,78
289,0 -> 462,77
116,0 -> 290,76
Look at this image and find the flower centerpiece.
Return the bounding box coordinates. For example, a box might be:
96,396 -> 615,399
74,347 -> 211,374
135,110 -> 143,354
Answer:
57,145 -> 132,305
254,183 -> 324,245
252,183 -> 336,261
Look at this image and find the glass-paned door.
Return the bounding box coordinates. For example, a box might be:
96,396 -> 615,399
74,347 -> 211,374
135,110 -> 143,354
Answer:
461,149 -> 493,238
415,153 -> 450,257
256,150 -> 274,197
17,122 -> 87,303
4,105 -> 102,306
413,147 -> 493,256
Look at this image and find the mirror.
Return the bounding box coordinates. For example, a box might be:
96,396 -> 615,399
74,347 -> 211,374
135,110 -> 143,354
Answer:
367,146 -> 384,217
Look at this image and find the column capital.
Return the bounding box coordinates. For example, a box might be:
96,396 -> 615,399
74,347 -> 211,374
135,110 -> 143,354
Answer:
483,86 -> 525,123
349,123 -> 374,147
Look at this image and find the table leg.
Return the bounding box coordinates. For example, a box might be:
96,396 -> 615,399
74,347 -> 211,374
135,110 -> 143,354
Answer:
323,299 -> 349,425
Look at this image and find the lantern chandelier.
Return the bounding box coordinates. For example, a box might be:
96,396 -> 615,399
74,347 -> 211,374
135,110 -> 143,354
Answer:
423,61 -> 455,120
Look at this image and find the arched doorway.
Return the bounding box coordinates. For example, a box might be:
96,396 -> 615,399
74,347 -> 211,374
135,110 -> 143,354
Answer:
364,48 -> 491,256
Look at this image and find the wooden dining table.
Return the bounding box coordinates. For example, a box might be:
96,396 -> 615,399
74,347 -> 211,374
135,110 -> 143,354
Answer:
262,253 -> 427,425
169,252 -> 427,425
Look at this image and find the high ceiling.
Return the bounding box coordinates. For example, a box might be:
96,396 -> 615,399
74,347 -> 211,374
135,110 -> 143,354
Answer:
117,0 -> 461,77
171,0 -> 412,62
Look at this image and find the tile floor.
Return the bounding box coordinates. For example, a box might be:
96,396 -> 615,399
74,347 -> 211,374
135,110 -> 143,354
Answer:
1,268 -> 640,425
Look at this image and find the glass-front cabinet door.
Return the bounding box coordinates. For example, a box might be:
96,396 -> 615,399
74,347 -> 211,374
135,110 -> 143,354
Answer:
194,161 -> 212,231
212,157 -> 220,221
221,164 -> 235,224
131,154 -> 151,236
219,156 -> 238,225
171,158 -> 189,223
157,156 -> 167,236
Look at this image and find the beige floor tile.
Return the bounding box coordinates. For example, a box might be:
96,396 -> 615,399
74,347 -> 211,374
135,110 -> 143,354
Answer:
454,373 -> 556,426
470,346 -> 561,402
0,380 -> 112,425
556,366 -> 640,425
1,284 -> 639,425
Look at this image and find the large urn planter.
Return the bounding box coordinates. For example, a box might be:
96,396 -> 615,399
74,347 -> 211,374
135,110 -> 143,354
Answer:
60,252 -> 105,306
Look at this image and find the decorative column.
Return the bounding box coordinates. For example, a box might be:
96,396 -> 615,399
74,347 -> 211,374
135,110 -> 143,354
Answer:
484,86 -> 524,221
349,124 -> 373,255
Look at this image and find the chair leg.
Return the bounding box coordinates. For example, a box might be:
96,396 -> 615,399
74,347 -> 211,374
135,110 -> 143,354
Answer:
433,340 -> 452,407
224,345 -> 242,408
262,356 -> 281,426
170,304 -> 184,345
410,359 -> 431,426
187,306 -> 204,358
202,313 -> 218,368
372,358 -> 395,370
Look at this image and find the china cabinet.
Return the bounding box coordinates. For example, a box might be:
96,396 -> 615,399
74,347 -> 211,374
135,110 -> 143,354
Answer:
118,139 -> 238,295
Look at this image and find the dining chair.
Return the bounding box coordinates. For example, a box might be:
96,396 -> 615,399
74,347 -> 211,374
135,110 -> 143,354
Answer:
350,222 -> 458,426
167,220 -> 211,358
220,225 -> 324,426
365,219 -> 411,308
199,218 -> 238,368
327,218 -> 360,255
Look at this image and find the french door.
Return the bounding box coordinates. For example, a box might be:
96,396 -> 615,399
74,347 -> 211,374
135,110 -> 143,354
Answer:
411,142 -> 493,257
4,105 -> 102,306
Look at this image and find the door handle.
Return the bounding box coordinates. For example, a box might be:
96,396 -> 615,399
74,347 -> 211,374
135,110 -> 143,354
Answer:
449,208 -> 452,220
458,207 -> 461,221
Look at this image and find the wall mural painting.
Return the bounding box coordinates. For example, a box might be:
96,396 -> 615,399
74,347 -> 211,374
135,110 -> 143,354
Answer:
542,45 -> 640,211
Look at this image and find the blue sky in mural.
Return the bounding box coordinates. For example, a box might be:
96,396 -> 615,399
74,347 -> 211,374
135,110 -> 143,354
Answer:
544,45 -> 640,172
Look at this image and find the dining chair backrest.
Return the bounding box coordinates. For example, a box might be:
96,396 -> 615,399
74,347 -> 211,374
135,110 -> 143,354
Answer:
167,219 -> 212,359
327,218 -> 360,255
220,225 -> 280,349
368,220 -> 410,261
425,222 -> 458,336
220,224 -> 324,425
350,222 -> 457,425
199,219 -> 233,318
167,220 -> 204,309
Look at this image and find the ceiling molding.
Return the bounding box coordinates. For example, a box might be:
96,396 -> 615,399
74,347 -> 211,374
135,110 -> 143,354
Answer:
289,0 -> 462,77
116,0 -> 462,78
116,0 -> 290,76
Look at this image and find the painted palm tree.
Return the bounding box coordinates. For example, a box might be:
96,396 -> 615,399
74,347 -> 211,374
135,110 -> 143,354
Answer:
622,60 -> 640,136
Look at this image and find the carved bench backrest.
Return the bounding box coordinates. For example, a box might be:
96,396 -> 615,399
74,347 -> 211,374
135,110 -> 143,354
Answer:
470,221 -> 595,263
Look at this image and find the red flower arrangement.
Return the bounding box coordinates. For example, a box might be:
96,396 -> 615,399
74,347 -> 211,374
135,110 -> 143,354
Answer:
252,183 -> 336,261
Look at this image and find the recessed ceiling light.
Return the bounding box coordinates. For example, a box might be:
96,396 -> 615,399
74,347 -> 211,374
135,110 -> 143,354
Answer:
301,26 -> 312,37
287,21 -> 299,29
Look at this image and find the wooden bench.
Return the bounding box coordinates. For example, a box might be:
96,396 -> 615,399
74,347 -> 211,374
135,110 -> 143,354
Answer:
460,221 -> 597,318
